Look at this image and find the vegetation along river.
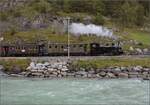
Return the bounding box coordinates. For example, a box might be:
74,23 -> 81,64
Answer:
0,77 -> 149,105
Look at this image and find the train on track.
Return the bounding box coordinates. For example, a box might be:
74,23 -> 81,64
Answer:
0,41 -> 123,57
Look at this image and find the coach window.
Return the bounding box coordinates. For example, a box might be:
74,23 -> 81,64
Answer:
55,45 -> 57,48
79,45 -> 83,48
61,46 -> 64,49
49,45 -> 51,48
73,45 -> 76,48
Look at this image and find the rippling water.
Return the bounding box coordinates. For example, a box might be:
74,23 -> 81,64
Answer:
0,77 -> 149,105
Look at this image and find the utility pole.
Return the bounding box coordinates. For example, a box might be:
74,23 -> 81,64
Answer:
66,17 -> 70,59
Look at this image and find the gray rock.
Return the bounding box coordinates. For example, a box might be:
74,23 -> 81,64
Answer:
30,62 -> 36,68
0,65 -> 4,71
128,72 -> 139,75
118,73 -> 128,78
88,70 -> 95,74
61,71 -> 67,76
20,72 -> 27,75
52,71 -> 58,75
67,73 -> 75,77
87,74 -> 92,78
30,70 -> 38,72
76,71 -> 87,75
107,73 -> 116,78
129,75 -> 138,78
142,72 -> 148,75
136,48 -> 142,54
61,68 -> 69,72
11,66 -> 22,74
133,66 -> 143,71
31,73 -> 43,76
99,71 -> 106,77
10,74 -> 23,77
114,67 -> 121,71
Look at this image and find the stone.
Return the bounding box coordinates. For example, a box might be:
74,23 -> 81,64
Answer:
0,65 -> 4,71
67,73 -> 75,77
87,74 -> 92,78
76,71 -> 87,75
30,70 -> 38,72
99,71 -> 106,77
142,72 -> 148,75
43,62 -> 50,66
52,71 -> 58,75
57,74 -> 62,78
129,46 -> 134,51
143,68 -> 150,72
20,72 -> 27,75
10,74 -> 23,77
75,74 -> 82,78
88,70 -> 95,74
128,72 -> 139,75
136,48 -> 142,54
120,67 -> 126,71
37,70 -> 44,73
61,68 -> 69,72
107,73 -> 116,78
49,74 -> 57,78
143,48 -> 148,54
114,67 -> 121,71
11,66 -> 22,74
31,73 -> 43,76
133,66 -> 143,71
30,62 -> 36,68
61,72 -> 67,76
129,75 -> 138,78
118,73 -> 128,78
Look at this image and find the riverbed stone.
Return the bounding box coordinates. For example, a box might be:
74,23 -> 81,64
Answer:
107,73 -> 116,78
118,73 -> 128,78
0,65 -> 4,71
133,66 -> 143,71
128,72 -> 139,75
99,71 -> 106,77
31,72 -> 43,77
129,74 -> 138,78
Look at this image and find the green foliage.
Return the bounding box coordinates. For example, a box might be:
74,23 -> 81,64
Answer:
94,14 -> 105,25
0,12 -> 9,21
0,0 -> 149,30
73,58 -> 150,69
0,59 -> 30,72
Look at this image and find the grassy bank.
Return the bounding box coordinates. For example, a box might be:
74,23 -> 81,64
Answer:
0,59 -> 30,72
72,57 -> 150,69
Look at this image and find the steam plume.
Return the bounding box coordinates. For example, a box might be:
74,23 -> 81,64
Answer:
69,23 -> 114,37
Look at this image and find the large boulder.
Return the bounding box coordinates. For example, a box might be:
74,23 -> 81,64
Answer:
11,66 -> 22,74
107,73 -> 116,78
118,73 -> 128,78
0,65 -> 4,71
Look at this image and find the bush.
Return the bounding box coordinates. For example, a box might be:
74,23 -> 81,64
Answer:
94,14 -> 105,25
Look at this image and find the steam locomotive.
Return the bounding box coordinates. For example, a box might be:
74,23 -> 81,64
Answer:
0,41 -> 123,57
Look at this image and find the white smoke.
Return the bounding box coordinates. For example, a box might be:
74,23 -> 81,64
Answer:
69,23 -> 114,37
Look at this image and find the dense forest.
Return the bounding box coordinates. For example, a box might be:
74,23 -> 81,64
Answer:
0,0 -> 150,28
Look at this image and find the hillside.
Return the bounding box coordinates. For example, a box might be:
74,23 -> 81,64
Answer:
0,0 -> 150,54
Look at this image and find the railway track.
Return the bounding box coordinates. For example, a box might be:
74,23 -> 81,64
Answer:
0,55 -> 150,61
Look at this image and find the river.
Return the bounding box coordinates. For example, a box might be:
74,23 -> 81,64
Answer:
0,77 -> 149,105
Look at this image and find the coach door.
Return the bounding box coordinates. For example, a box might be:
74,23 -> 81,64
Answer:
38,44 -> 45,56
3,46 -> 9,56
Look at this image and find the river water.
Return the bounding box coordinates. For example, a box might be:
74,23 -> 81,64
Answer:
0,77 -> 149,105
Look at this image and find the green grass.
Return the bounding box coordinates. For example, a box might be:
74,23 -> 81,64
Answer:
129,31 -> 150,45
72,57 -> 150,69
3,27 -> 114,43
0,59 -> 30,72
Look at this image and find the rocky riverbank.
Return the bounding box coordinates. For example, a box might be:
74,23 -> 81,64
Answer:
0,60 -> 149,80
